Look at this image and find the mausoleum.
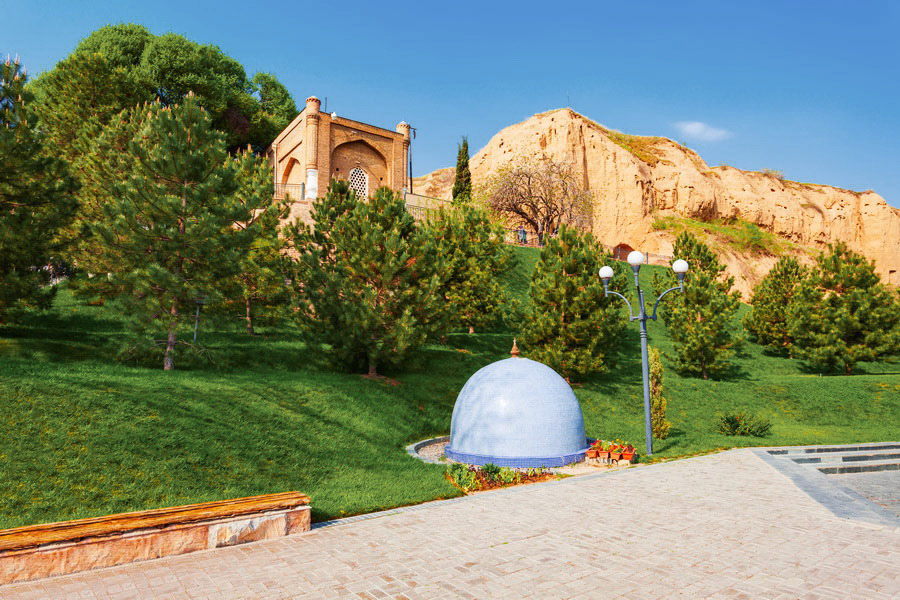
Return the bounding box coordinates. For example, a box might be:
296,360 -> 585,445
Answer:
266,96 -> 412,222
445,343 -> 590,468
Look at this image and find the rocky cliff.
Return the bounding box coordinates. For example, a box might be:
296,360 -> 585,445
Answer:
414,109 -> 900,298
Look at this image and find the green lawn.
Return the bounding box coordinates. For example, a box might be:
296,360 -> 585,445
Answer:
0,247 -> 897,529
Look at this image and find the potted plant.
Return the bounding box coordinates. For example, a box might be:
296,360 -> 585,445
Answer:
586,439 -> 604,459
621,444 -> 636,462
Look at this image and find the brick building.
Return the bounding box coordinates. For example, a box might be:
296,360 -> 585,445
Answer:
266,96 -> 412,222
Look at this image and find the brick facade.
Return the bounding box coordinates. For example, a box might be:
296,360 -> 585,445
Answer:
267,96 -> 410,222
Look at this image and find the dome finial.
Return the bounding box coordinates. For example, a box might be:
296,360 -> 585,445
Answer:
510,338 -> 520,358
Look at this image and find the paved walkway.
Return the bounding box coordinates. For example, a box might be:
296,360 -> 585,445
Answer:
4,449 -> 899,599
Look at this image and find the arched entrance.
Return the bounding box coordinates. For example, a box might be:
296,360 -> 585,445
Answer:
612,243 -> 635,261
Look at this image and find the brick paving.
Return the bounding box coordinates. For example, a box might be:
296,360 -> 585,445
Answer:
3,449 -> 899,599
831,470 -> 900,518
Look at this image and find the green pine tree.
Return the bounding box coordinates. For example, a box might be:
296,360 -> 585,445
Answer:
451,136 -> 472,204
743,256 -> 808,356
222,151 -> 291,335
649,347 -> 671,440
788,243 -> 900,374
425,204 -> 512,334
0,57 -> 77,321
521,225 -> 627,380
654,232 -> 741,379
289,181 -> 444,376
88,95 -> 251,370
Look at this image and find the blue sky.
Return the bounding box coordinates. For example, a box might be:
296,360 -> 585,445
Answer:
5,0 -> 899,206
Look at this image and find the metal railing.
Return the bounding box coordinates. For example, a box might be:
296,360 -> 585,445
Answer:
274,183 -> 305,201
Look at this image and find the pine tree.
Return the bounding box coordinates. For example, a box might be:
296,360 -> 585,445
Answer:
521,225 -> 627,380
0,58 -> 76,321
223,151 -> 290,335
654,232 -> 741,379
289,181 -> 444,376
424,204 -> 512,334
743,256 -> 808,356
29,52 -> 147,270
788,243 -> 900,375
451,136 -> 472,203
649,347 -> 671,439
88,95 -> 251,370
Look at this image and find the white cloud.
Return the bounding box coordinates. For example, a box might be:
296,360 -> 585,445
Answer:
674,121 -> 732,142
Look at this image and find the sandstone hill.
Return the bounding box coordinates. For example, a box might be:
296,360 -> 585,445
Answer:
413,109 -> 899,298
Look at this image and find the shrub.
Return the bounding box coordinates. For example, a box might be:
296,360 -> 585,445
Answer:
481,462 -> 501,482
498,467 -> 520,485
718,412 -> 772,437
446,463 -> 479,491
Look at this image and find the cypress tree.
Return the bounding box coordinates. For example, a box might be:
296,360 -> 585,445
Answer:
425,204 -> 512,334
521,225 -> 627,380
289,181 -> 444,376
743,256 -> 808,356
88,95 -> 251,369
649,347 -> 671,439
654,232 -> 741,379
0,58 -> 76,320
451,136 -> 472,203
788,243 -> 900,374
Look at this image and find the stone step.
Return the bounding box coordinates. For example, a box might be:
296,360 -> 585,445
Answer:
817,461 -> 900,475
791,451 -> 900,465
767,442 -> 900,456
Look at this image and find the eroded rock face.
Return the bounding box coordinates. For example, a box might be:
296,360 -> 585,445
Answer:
414,109 -> 900,298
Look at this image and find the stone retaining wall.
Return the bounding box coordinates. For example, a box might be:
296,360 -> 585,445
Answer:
0,491 -> 310,585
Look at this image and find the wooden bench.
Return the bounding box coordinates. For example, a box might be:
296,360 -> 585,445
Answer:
0,491 -> 311,585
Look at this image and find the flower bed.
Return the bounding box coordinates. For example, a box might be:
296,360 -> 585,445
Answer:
445,463 -> 556,492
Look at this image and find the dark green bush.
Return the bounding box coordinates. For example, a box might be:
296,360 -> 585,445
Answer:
481,462 -> 501,482
718,412 -> 772,437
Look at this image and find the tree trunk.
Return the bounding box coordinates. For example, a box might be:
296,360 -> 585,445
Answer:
164,302 -> 177,371
368,358 -> 378,377
845,363 -> 852,376
245,298 -> 255,335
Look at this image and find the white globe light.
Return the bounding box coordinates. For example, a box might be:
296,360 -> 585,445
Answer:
672,259 -> 689,274
598,265 -> 615,280
626,251 -> 645,267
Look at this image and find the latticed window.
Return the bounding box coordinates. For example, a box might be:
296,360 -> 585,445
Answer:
349,167 -> 368,199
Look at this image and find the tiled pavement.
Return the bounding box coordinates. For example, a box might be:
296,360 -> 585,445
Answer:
3,449 -> 899,599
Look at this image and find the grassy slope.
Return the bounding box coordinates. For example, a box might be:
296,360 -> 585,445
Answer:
0,247 -> 897,528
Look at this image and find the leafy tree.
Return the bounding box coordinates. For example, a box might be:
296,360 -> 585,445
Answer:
788,243 -> 900,374
88,96 -> 251,370
654,232 -> 741,379
222,151 -> 291,335
288,181 -> 444,376
451,136 -> 472,203
743,256 -> 808,355
521,225 -> 626,380
483,156 -> 592,242
0,58 -> 77,320
425,204 -> 511,334
31,23 -> 296,152
649,347 -> 671,440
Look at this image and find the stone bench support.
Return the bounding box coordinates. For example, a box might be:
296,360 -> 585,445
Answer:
0,491 -> 310,585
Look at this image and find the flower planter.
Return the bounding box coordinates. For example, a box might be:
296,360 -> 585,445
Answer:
621,452 -> 635,462
585,449 -> 599,459
609,452 -> 622,461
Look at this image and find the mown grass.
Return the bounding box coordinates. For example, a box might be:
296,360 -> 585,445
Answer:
0,247 -> 897,528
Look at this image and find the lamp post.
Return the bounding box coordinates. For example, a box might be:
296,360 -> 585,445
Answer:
599,252 -> 689,455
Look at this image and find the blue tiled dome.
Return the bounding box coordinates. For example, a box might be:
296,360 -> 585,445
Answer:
444,356 -> 589,468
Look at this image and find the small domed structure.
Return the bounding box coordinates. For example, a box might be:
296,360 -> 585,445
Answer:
445,347 -> 588,468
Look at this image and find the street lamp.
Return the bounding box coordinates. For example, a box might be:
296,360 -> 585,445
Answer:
599,252 -> 689,455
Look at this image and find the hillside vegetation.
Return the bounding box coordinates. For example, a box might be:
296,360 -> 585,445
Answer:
0,246 -> 897,529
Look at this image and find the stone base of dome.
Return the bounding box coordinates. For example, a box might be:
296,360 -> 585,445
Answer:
444,446 -> 589,468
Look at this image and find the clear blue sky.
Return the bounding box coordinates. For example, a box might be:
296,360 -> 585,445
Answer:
5,0 -> 899,206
